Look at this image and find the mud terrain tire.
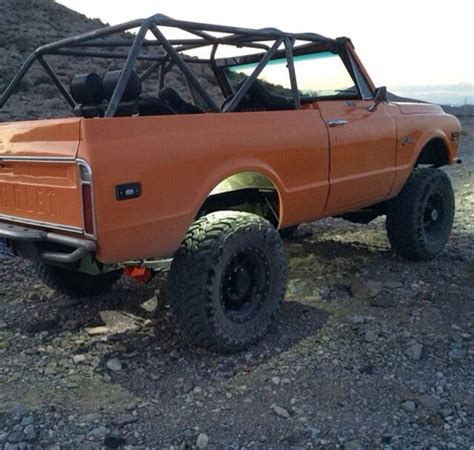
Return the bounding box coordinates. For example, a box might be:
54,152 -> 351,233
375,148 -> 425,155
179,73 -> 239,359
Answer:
169,211 -> 287,353
37,264 -> 122,297
279,225 -> 299,239
386,168 -> 454,260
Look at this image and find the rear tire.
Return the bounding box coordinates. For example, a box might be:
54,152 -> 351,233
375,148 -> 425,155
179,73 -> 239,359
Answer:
279,225 -> 299,239
37,264 -> 122,297
169,211 -> 287,353
386,168 -> 454,260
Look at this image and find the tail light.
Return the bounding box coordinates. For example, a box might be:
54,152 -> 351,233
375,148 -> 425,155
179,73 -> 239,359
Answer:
78,162 -> 95,236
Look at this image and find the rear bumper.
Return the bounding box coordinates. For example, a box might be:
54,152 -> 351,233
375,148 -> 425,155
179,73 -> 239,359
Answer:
0,222 -> 95,263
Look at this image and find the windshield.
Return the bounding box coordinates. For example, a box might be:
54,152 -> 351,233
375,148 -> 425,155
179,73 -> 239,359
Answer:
224,51 -> 358,100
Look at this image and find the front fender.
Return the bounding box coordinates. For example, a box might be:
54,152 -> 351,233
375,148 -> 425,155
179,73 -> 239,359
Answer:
389,112 -> 460,197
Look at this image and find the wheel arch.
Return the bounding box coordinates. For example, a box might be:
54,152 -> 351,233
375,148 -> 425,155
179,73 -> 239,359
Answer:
415,133 -> 452,168
196,169 -> 284,228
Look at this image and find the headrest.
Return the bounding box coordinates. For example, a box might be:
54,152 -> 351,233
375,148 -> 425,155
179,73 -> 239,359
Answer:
103,70 -> 142,101
70,73 -> 104,104
159,87 -> 204,114
159,87 -> 185,106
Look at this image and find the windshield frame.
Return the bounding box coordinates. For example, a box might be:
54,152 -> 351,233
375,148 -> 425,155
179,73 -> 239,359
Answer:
215,40 -> 375,109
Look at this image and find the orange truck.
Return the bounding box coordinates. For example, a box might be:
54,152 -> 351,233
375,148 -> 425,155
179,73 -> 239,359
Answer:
0,15 -> 461,352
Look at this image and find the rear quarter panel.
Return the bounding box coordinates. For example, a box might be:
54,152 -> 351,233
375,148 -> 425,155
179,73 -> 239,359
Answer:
79,111 -> 330,263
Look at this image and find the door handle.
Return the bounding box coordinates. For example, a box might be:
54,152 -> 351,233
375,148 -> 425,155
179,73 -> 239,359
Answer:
327,119 -> 348,127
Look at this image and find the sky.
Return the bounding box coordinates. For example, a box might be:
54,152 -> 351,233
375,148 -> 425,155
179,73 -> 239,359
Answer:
56,0 -> 473,104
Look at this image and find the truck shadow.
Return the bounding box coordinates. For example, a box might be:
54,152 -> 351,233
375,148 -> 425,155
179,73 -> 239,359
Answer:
12,269 -> 330,400
91,298 -> 330,400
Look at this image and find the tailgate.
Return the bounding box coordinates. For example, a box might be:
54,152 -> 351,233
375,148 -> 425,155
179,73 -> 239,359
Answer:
0,118 -> 84,232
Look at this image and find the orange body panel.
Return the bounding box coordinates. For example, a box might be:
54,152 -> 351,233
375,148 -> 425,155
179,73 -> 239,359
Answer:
0,103 -> 460,264
388,103 -> 460,197
0,118 -> 80,158
78,110 -> 330,262
0,118 -> 83,231
317,101 -> 397,212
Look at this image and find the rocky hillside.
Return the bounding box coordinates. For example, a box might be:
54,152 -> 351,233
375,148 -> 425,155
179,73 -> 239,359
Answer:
0,0 -> 220,122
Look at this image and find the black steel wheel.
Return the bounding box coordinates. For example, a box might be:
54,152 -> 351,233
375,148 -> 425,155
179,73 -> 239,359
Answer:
169,211 -> 287,352
386,168 -> 455,260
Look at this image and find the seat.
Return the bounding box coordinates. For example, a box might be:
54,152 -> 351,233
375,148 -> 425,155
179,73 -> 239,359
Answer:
103,70 -> 176,117
70,72 -> 105,118
159,87 -> 204,114
237,79 -> 294,111
137,97 -> 175,116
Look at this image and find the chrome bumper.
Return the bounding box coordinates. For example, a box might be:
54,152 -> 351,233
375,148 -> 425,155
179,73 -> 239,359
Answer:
0,222 -> 95,263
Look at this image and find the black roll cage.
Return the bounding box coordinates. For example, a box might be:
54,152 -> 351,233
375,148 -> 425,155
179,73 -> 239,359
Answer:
0,14 -> 371,117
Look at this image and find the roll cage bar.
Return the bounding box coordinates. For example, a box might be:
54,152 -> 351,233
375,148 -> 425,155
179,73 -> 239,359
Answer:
0,14 -> 368,117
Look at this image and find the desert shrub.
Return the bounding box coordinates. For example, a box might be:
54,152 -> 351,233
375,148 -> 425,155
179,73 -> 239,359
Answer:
0,67 -> 11,84
15,39 -> 33,54
0,34 -> 9,47
34,72 -> 51,84
36,83 -> 57,97
17,78 -> 32,92
44,98 -> 66,110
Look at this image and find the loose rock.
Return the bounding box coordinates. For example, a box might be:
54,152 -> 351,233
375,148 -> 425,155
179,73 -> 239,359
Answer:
72,354 -> 87,364
112,415 -> 138,428
88,426 -> 108,441
350,278 -> 382,299
196,433 -> 209,449
272,404 -> 290,418
448,348 -> 467,361
405,343 -> 423,361
106,358 -> 123,372
401,400 -> 417,413
86,326 -> 110,336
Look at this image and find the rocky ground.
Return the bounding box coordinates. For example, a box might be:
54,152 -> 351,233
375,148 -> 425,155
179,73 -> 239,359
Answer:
0,116 -> 472,450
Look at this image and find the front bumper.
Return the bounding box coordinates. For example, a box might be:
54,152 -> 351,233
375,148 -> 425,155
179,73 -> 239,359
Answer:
0,222 -> 95,263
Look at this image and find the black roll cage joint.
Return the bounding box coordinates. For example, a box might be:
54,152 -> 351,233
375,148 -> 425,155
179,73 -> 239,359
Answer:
0,14 -> 371,117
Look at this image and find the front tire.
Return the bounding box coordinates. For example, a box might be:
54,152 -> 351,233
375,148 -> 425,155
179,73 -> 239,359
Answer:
386,168 -> 455,260
169,211 -> 287,353
37,264 -> 122,297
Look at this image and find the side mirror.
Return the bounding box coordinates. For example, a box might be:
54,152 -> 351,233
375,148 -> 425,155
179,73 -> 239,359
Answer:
368,86 -> 387,111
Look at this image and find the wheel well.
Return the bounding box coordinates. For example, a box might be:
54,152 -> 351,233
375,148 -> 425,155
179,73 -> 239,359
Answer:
197,171 -> 281,227
416,138 -> 450,167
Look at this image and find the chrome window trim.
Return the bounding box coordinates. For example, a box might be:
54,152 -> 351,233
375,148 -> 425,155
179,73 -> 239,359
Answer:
347,52 -> 373,101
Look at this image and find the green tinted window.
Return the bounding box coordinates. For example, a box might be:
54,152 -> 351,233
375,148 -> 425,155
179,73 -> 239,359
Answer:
225,51 -> 358,99
226,57 -> 293,99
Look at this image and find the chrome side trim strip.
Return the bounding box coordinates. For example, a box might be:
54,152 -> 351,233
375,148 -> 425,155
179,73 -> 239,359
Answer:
0,214 -> 83,234
0,156 -> 76,162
